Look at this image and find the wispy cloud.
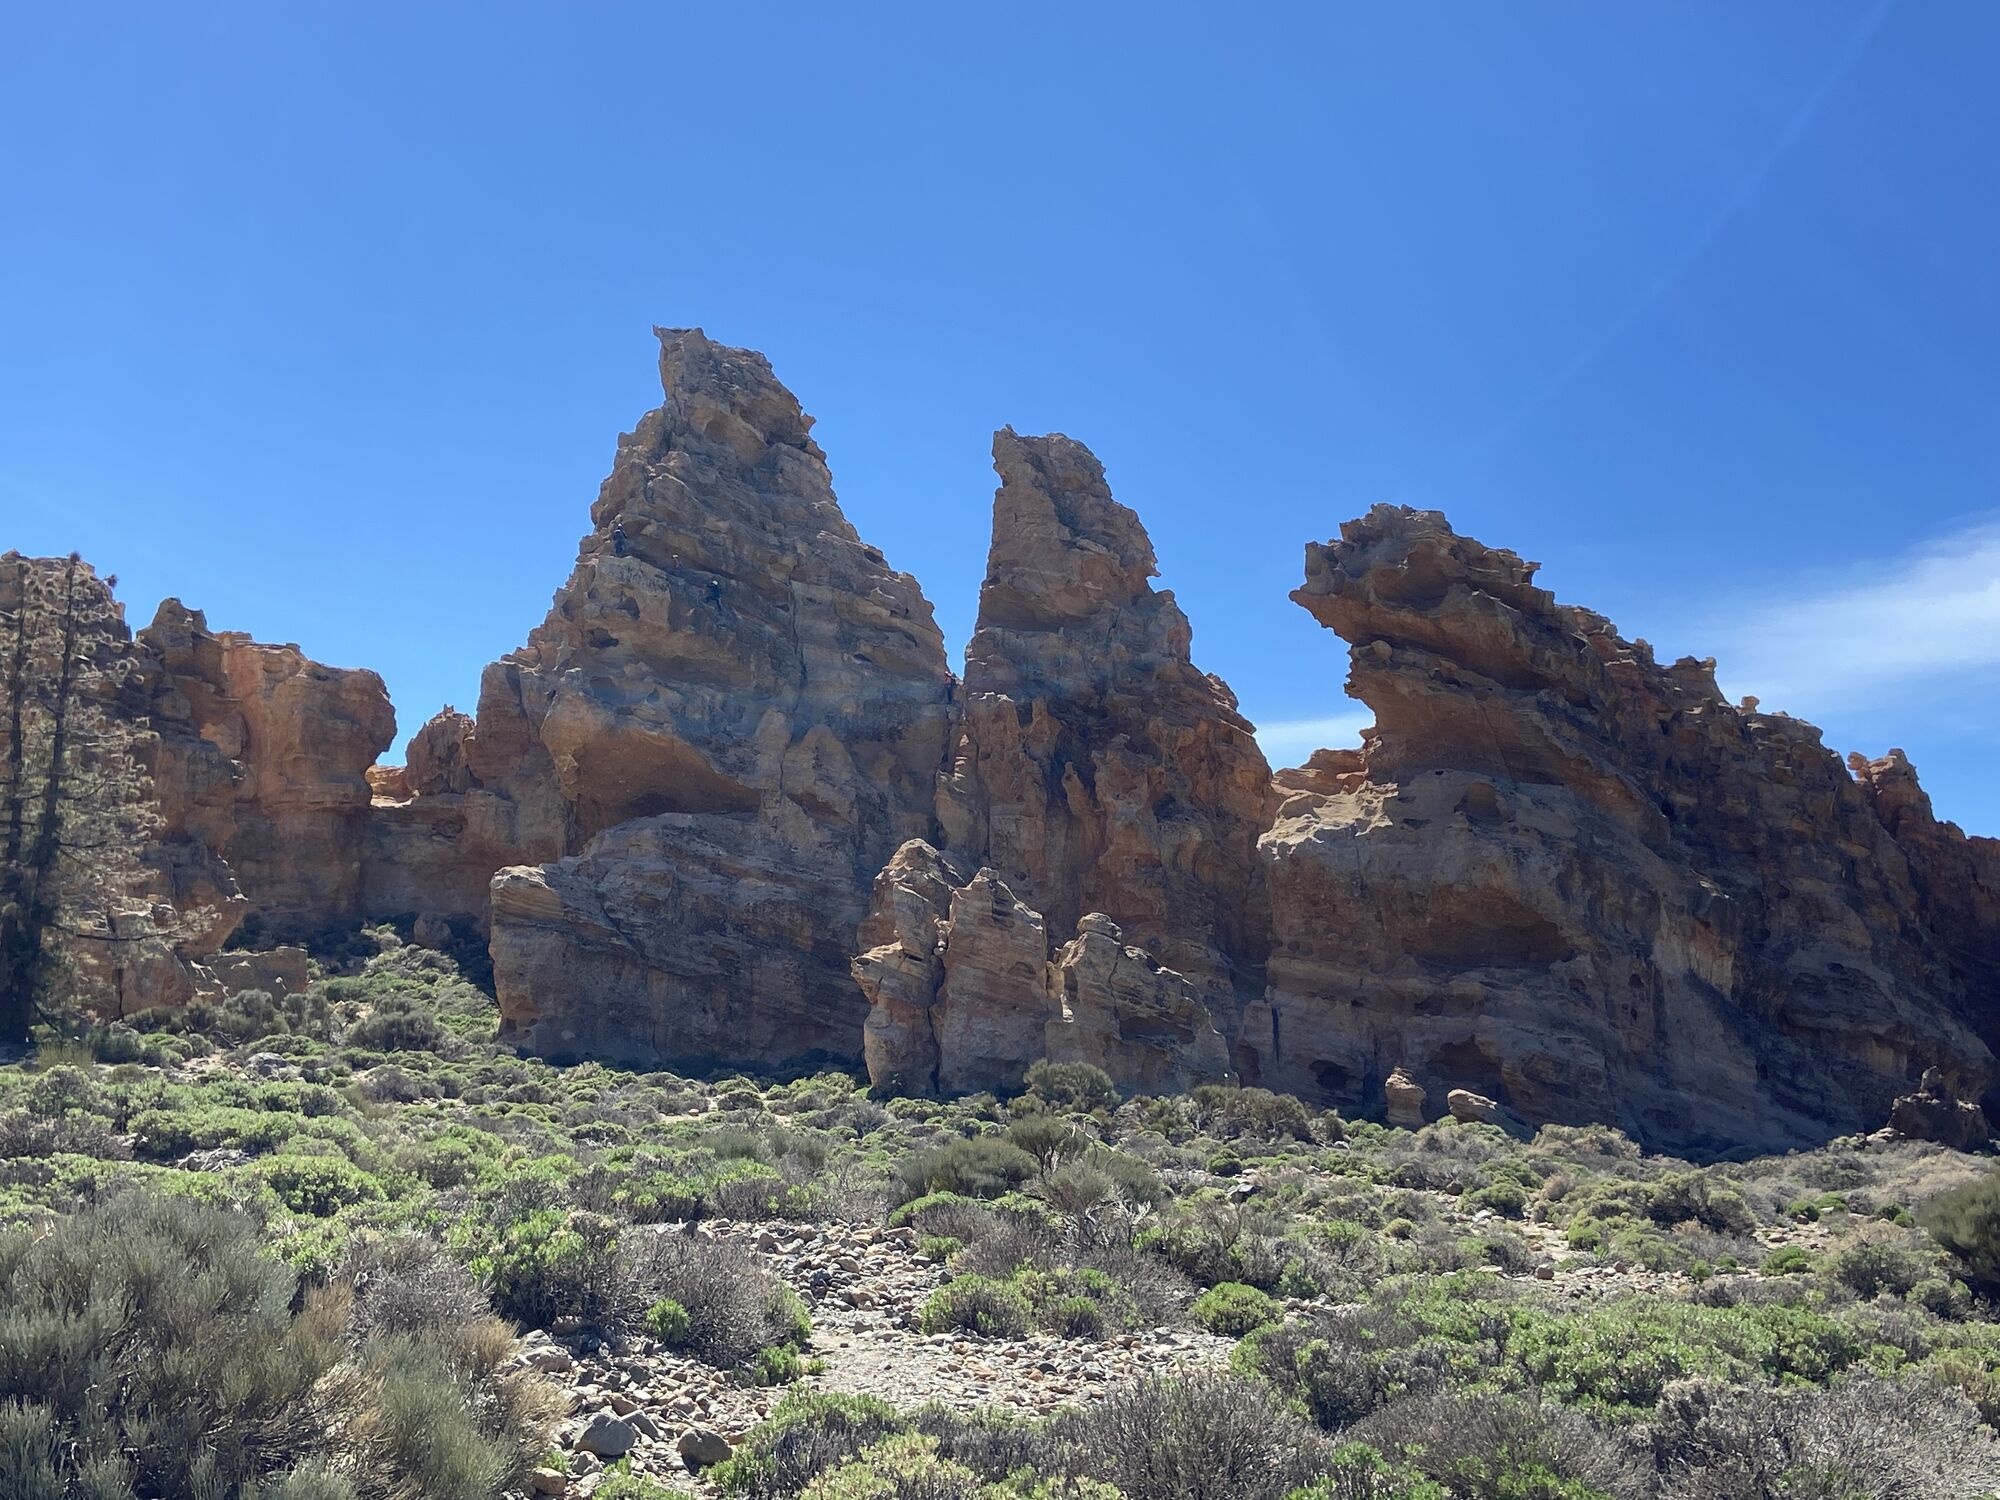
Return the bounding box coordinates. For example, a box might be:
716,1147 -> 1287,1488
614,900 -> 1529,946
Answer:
1702,514 -> 2000,719
1252,709 -> 1372,768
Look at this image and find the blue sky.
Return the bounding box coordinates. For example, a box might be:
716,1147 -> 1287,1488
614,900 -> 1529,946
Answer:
4,2 -> 1996,834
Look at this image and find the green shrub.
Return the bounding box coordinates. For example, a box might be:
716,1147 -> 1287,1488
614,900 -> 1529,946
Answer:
1191,1282 -> 1282,1337
1008,1115 -> 1088,1176
643,1297 -> 693,1348
1761,1245 -> 1812,1276
1921,1167 -> 2000,1296
1465,1181 -> 1528,1218
920,1276 -> 1033,1338
1023,1061 -> 1120,1113
919,1236 -> 964,1264
258,1154 -> 382,1217
898,1138 -> 1036,1202
752,1346 -> 809,1386
711,1390 -> 906,1498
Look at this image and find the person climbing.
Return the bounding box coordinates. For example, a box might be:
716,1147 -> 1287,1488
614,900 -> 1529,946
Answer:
610,520 -> 627,557
705,575 -> 724,605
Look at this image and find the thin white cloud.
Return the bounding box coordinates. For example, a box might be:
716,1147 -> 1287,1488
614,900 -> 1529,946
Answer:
1703,515 -> 2000,717
1252,709 -> 1373,767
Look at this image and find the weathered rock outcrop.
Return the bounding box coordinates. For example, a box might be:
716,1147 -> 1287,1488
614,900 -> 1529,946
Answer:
1255,505 -> 1995,1152
1886,1066 -> 1991,1151
136,600 -> 396,943
936,432 -> 1274,1014
1855,750 -> 2000,1041
860,431 -> 1268,1093
851,840 -> 1230,1095
484,329 -> 956,1066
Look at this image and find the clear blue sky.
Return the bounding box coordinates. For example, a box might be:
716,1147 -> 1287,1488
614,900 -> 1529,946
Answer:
5,2 -> 1996,834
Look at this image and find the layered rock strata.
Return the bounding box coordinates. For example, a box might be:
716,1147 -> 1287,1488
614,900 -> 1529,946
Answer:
483,329 -> 956,1065
1255,505 -> 1995,1153
857,430 -> 1269,1094
135,600 -> 396,944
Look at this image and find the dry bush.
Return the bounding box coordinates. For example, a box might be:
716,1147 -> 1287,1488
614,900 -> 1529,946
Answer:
1047,1369 -> 1327,1500
1653,1373 -> 2000,1500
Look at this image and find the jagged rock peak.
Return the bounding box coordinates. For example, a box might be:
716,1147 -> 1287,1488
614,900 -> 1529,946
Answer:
909,428 -> 1272,1088
482,330 -> 957,1068
979,428 -> 1158,632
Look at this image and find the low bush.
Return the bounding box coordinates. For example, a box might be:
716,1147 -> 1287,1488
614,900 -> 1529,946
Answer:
1923,1166 -> 2000,1296
921,1275 -> 1034,1338
1191,1281 -> 1282,1337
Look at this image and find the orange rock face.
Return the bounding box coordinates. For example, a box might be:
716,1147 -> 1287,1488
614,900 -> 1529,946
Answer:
1255,505 -> 1996,1153
137,600 -> 395,943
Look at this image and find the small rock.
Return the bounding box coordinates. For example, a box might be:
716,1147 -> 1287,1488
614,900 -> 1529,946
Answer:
528,1469 -> 566,1496
677,1425 -> 734,1467
576,1413 -> 637,1459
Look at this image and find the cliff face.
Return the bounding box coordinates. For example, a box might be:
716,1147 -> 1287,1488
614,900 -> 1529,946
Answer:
854,430 -> 1269,1096
1255,505 -> 1994,1153
136,600 -> 396,945
480,328 -> 956,1066
47,333 -> 2000,1154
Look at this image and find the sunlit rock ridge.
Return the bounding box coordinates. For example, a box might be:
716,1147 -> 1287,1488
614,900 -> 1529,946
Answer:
52,328 -> 2000,1155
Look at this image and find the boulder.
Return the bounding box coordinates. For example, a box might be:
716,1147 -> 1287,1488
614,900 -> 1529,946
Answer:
1383,1066 -> 1426,1128
677,1426 -> 733,1467
1888,1067 -> 1991,1151
575,1412 -> 635,1459
1447,1087 -> 1501,1125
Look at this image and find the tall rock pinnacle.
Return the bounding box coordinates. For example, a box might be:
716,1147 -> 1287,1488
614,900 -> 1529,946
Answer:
483,328 -> 956,1065
855,430 -> 1269,1095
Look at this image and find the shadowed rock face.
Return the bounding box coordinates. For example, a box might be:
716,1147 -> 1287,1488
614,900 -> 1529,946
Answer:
1255,505 -> 1996,1154
483,328 -> 956,1066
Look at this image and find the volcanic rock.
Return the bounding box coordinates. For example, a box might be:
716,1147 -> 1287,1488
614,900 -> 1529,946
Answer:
135,600 -> 395,943
858,430 -> 1271,1093
851,841 -> 1231,1095
1887,1066 -> 1991,1151
1254,505 -> 1994,1153
1447,1087 -> 1501,1125
1383,1066 -> 1426,1128
486,329 -> 955,1067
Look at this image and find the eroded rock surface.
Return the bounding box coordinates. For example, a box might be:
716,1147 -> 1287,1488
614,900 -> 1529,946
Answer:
485,329 -> 955,1066
851,841 -> 1230,1096
861,431 -> 1267,1094
1255,505 -> 1996,1153
137,600 -> 395,942
1886,1066 -> 1991,1152
937,431 -> 1274,1017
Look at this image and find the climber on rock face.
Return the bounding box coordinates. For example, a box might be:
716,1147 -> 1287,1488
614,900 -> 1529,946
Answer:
611,520 -> 627,557
706,576 -> 724,605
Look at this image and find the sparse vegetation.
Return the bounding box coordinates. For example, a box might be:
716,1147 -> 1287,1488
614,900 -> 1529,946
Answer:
6,934 -> 2000,1497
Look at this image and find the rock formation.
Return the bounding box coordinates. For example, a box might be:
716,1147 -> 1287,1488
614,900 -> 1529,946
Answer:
855,431 -> 1267,1095
934,431 -> 1274,1020
850,841 -> 1229,1095
134,601 -> 397,945
27,332 -> 2000,1159
1885,1066 -> 1991,1151
482,328 -> 956,1066
1254,505 -> 1995,1153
